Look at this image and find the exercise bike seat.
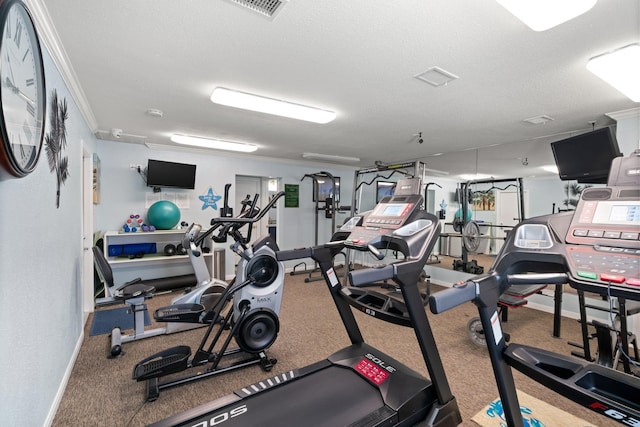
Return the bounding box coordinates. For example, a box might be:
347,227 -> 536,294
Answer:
114,280 -> 156,300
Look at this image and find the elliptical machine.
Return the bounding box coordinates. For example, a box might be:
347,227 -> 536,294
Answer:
105,187 -> 259,358
132,192 -> 286,402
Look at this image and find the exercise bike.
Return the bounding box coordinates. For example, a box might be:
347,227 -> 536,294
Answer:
132,192 -> 286,401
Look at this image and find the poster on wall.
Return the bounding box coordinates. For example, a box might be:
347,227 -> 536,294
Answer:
284,184 -> 299,208
93,153 -> 100,204
472,190 -> 495,211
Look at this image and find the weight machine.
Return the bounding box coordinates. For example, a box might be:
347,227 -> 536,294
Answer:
451,177 -> 524,274
291,171 -> 351,282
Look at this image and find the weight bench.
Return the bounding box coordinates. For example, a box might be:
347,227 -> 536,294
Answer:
498,284 -> 548,322
467,284 -> 547,347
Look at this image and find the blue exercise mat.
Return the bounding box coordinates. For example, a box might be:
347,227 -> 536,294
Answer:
90,306 -> 151,336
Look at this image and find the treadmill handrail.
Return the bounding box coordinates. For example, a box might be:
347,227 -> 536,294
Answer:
349,264 -> 395,287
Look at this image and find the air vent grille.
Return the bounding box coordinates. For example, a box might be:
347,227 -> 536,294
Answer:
226,0 -> 287,19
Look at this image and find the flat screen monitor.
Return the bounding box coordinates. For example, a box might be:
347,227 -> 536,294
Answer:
146,159 -> 196,189
550,127 -> 621,184
314,177 -> 340,203
376,181 -> 396,203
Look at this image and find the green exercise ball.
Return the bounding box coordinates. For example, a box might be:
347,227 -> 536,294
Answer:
147,200 -> 180,230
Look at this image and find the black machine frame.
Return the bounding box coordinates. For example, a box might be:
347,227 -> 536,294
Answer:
430,152 -> 640,426
149,187 -> 462,427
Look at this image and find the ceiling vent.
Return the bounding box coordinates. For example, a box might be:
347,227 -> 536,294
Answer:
414,66 -> 459,87
523,115 -> 554,125
225,0 -> 287,20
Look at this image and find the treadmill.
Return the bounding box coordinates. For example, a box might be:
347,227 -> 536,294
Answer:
149,180 -> 462,427
430,151 -> 640,426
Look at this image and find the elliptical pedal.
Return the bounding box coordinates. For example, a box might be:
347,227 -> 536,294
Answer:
154,303 -> 205,323
133,346 -> 191,381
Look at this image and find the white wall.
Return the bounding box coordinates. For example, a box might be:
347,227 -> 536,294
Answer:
93,141 -> 356,277
0,49 -> 96,425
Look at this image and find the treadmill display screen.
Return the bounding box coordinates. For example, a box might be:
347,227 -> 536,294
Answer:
592,201 -> 640,225
610,205 -> 640,223
381,204 -> 409,217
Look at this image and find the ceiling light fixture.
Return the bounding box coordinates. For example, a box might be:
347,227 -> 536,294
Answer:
211,87 -> 336,124
587,43 -> 640,102
301,152 -> 360,164
170,134 -> 258,152
459,173 -> 493,181
541,165 -> 559,174
496,0 -> 597,31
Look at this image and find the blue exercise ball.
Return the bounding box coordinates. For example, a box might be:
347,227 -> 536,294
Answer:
147,200 -> 180,230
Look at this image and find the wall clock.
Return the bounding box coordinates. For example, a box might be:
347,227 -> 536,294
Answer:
0,0 -> 46,177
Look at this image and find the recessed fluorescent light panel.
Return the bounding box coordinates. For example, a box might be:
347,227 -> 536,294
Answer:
170,134 -> 258,152
211,87 -> 336,124
496,0 -> 597,31
301,152 -> 360,164
587,43 -> 640,102
459,173 -> 493,181
414,66 -> 459,87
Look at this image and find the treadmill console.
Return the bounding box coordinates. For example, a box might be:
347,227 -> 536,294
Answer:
563,153 -> 640,292
501,152 -> 640,297
342,193 -> 422,248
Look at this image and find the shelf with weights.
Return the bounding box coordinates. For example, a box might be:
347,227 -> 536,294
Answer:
102,229 -> 213,284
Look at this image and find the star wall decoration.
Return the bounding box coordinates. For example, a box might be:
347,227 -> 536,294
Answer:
199,187 -> 221,210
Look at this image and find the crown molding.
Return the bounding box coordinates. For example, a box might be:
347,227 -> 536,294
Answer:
25,0 -> 99,132
606,107 -> 640,122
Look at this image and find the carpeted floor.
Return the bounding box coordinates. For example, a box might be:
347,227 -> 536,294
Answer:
53,271 -> 620,426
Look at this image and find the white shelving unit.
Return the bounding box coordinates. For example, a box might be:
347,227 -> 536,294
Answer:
102,229 -> 213,284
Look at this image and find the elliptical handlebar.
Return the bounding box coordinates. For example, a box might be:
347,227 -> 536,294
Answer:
210,191 -> 285,227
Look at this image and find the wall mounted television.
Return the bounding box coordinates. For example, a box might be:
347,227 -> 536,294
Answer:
146,159 -> 196,190
550,127 -> 621,184
314,177 -> 340,203
376,181 -> 396,203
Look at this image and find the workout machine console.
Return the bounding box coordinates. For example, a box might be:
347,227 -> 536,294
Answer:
148,182 -> 462,427
430,151 -> 640,426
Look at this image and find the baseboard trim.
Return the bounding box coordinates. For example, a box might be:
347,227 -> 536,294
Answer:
44,328 -> 85,427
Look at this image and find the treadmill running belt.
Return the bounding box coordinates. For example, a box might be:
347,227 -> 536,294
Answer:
165,366 -> 387,427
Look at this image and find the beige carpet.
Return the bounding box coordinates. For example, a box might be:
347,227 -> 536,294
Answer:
472,390 -> 597,427
53,271 -> 621,426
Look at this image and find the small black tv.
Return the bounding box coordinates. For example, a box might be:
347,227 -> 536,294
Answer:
146,159 -> 196,189
314,177 -> 340,203
550,127 -> 621,184
376,181 -> 396,203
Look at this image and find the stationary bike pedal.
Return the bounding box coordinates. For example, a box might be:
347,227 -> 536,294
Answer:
133,345 -> 191,381
154,303 -> 205,323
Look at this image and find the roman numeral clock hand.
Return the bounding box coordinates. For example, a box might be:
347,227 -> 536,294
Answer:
4,75 -> 35,105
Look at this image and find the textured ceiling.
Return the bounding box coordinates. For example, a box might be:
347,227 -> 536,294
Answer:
34,0 -> 639,180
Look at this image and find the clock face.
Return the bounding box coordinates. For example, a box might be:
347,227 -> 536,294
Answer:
0,0 -> 45,177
